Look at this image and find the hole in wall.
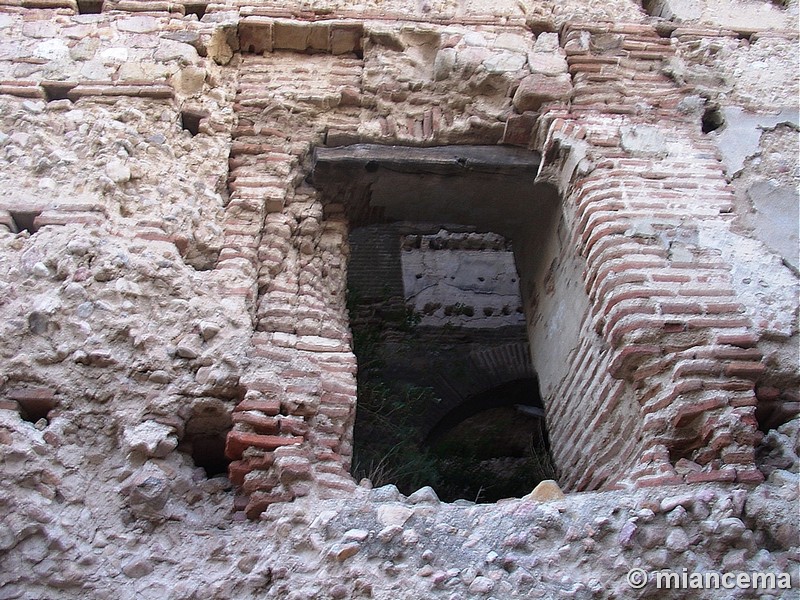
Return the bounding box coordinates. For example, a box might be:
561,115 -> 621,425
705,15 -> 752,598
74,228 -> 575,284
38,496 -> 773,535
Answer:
41,82 -> 76,103
178,399 -> 233,479
180,110 -> 206,136
347,223 -> 555,502
184,2 -> 207,19
10,211 -> 41,234
188,435 -> 230,477
17,396 -> 57,426
701,106 -> 725,133
76,0 -> 103,13
640,0 -> 672,19
311,144 -> 601,500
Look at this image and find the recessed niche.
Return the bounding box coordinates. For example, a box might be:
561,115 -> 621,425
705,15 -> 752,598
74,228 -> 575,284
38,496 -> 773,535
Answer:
180,110 -> 206,136
184,2 -> 207,19
41,82 -> 76,103
701,106 -> 725,133
187,435 -> 230,477
10,211 -> 41,234
76,0 -> 103,14
18,396 -> 57,426
178,399 -> 233,479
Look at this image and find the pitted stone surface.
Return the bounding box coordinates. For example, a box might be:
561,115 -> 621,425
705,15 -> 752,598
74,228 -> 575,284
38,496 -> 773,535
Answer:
0,0 -> 797,598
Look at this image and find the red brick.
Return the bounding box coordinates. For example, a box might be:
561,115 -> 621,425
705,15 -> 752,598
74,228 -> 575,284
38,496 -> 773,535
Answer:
229,460 -> 253,487
232,412 -> 280,434
0,399 -> 19,411
685,316 -> 751,329
235,398 -> 281,415
246,490 -> 294,519
686,469 -> 736,483
320,391 -> 355,406
278,462 -> 312,481
659,301 -> 703,315
225,431 -> 302,460
278,417 -> 309,436
244,375 -> 286,393
704,302 -> 745,315
735,468 -> 765,484
321,379 -> 356,395
608,344 -> 661,378
716,333 -> 759,348
725,361 -> 766,379
672,396 -> 726,427
317,405 -> 351,420
676,359 -> 727,379
635,474 -> 684,487
243,472 -> 280,495
729,394 -> 757,408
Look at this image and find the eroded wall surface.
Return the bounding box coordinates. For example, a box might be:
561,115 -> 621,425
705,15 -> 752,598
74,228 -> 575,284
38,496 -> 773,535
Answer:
0,0 -> 797,597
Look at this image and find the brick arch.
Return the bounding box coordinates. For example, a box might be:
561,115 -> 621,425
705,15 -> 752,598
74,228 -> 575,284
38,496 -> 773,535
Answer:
410,341 -> 539,440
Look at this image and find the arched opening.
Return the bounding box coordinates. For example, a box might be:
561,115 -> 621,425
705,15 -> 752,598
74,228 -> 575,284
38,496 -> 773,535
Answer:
425,378 -> 553,503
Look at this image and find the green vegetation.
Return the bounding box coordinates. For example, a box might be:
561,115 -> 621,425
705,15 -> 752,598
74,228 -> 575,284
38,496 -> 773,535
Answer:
349,288 -> 556,502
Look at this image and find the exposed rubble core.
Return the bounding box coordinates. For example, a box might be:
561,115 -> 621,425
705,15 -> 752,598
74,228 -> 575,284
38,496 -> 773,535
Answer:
0,0 -> 797,597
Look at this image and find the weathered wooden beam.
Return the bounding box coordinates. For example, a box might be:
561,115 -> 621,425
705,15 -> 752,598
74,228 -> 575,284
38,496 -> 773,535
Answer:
312,144 -> 541,184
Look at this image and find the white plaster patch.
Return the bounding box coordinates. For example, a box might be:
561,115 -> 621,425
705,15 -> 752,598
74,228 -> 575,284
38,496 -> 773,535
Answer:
100,47 -> 130,64
401,249 -> 524,328
33,39 -> 70,61
698,224 -> 798,337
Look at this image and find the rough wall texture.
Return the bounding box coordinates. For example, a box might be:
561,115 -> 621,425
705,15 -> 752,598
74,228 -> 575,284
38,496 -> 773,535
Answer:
0,0 -> 798,597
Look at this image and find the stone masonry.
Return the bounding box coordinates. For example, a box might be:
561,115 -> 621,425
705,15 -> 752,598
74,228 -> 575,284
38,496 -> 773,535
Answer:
0,0 -> 797,597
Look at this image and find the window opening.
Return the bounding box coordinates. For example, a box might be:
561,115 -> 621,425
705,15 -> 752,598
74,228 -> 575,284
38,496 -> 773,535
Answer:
348,224 -> 555,502
314,144 -> 559,503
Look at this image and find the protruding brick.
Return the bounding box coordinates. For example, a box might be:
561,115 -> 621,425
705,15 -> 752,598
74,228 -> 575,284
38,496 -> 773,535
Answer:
234,398 -> 281,414
225,431 -> 302,460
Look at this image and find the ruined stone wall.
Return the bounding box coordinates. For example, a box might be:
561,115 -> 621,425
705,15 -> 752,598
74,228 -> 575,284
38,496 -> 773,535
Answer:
0,0 -> 798,597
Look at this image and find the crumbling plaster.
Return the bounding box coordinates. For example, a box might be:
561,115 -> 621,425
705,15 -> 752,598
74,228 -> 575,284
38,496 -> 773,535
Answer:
0,0 -> 798,597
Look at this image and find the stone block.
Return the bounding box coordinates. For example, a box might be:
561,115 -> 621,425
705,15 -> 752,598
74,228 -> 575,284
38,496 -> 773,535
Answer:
482,51 -> 526,74
512,73 -> 572,112
330,23 -> 362,55
522,479 -> 565,502
501,111 -> 537,146
116,16 -> 160,33
239,17 -> 273,54
273,20 -> 311,52
527,52 -> 568,76
308,23 -> 330,52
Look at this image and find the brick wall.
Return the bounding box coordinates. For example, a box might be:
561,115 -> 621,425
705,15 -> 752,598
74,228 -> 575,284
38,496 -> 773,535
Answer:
221,51 -> 363,518
0,3 -> 793,520
526,22 -> 768,490
347,224 -> 404,302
